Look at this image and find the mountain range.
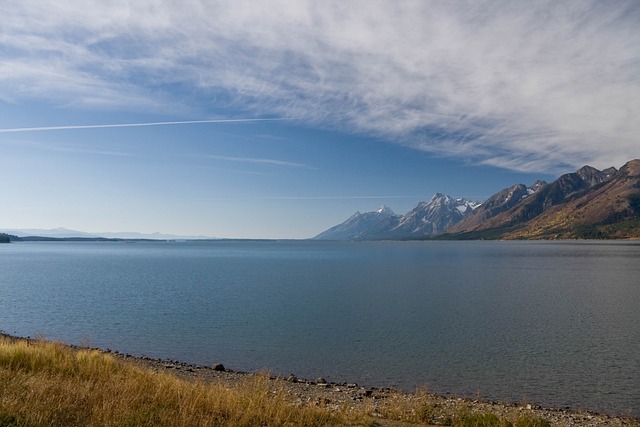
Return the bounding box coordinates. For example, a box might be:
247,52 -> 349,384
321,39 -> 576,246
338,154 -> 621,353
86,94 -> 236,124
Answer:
314,194 -> 482,240
315,159 -> 640,240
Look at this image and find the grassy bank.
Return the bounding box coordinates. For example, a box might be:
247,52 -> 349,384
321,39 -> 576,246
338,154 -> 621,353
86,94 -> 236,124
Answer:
0,336 -> 342,426
0,335 -> 622,426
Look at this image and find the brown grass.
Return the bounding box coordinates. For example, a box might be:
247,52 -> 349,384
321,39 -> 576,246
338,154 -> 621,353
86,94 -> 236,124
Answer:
0,336 -> 345,426
0,336 -> 560,427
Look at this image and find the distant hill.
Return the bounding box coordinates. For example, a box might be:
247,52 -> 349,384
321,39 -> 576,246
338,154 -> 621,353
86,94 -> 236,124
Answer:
0,228 -> 214,240
315,159 -> 640,240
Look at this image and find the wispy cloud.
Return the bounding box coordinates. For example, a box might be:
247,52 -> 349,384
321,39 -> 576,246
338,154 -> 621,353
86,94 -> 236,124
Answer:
206,155 -> 316,170
0,139 -> 138,158
2,1 -> 639,172
34,144 -> 136,158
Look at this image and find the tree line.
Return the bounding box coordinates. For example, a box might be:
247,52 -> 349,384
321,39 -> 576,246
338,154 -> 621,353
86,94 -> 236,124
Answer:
0,233 -> 20,243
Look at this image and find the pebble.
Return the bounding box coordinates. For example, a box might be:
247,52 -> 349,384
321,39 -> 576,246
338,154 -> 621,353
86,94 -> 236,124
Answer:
286,374 -> 298,383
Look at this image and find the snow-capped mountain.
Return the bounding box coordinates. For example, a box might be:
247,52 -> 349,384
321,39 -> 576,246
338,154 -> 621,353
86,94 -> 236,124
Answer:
387,193 -> 481,238
313,195 -> 480,240
313,205 -> 401,240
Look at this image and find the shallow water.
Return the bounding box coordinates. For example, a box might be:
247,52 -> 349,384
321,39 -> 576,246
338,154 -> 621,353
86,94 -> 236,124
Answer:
1,240 -> 638,416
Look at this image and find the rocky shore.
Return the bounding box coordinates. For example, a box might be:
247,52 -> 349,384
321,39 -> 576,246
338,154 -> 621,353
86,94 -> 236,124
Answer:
2,333 -> 637,426
113,350 -> 637,427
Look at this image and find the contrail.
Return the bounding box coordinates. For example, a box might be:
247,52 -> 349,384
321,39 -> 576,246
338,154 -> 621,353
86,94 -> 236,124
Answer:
0,118 -> 291,133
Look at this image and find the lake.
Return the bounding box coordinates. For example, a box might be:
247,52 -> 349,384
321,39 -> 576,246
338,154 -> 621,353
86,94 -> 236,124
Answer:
1,240 -> 638,416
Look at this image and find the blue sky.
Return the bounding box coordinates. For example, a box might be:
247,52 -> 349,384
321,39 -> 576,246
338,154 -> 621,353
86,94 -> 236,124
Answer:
1,1 -> 639,238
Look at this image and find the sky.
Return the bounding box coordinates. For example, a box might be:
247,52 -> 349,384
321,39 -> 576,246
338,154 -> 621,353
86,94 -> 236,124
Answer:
1,1 -> 639,239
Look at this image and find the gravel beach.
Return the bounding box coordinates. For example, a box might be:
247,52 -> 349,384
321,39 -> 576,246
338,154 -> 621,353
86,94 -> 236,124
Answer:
115,349 -> 638,427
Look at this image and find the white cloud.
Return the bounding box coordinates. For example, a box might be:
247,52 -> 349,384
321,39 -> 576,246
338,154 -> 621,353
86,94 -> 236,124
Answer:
1,0 -> 639,173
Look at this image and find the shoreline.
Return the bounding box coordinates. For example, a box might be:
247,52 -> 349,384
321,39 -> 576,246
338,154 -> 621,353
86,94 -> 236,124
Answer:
2,332 -> 637,426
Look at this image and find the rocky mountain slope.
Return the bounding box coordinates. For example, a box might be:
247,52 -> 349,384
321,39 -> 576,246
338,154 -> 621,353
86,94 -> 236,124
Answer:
445,181 -> 546,233
447,159 -> 640,239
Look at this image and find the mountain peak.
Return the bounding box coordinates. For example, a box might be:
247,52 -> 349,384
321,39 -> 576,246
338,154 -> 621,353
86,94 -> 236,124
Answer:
529,180 -> 547,192
620,159 -> 640,176
576,165 -> 599,174
576,164 -> 614,186
430,192 -> 450,202
376,205 -> 395,216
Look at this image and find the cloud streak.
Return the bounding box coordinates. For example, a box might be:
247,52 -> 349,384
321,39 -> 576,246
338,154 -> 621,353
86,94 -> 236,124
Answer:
206,155 -> 316,170
19,141 -> 137,158
0,118 -> 291,133
1,0 -> 639,173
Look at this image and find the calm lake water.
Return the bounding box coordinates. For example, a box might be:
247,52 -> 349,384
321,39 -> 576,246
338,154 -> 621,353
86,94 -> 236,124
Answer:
1,240 -> 639,416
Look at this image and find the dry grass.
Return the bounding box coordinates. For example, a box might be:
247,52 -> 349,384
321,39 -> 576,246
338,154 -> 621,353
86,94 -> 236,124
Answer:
0,336 -> 560,427
367,392 -> 552,427
0,336 -> 345,426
